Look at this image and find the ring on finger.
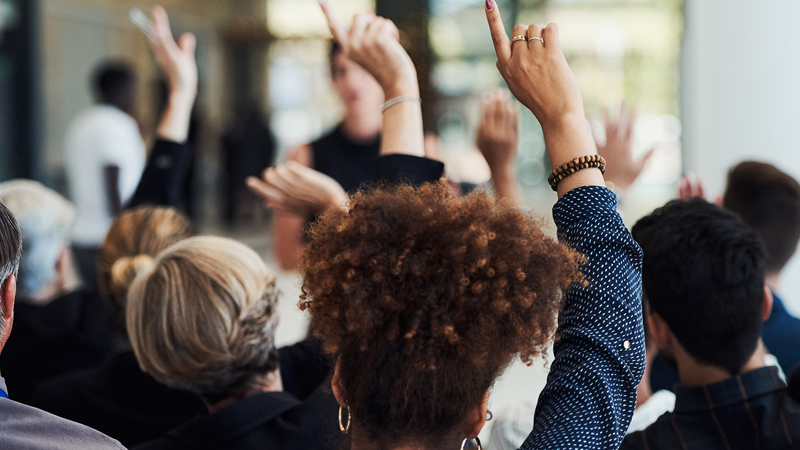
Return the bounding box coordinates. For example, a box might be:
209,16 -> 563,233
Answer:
528,36 -> 545,45
511,35 -> 527,44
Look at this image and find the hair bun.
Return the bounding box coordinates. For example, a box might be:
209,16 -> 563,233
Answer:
110,254 -> 155,308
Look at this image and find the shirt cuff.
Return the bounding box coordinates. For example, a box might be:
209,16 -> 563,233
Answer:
372,155 -> 445,186
552,185 -> 619,233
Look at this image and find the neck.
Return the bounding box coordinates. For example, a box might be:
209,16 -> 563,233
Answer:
766,272 -> 781,293
636,351 -> 656,408
340,109 -> 382,143
205,370 -> 283,414
676,340 -> 768,387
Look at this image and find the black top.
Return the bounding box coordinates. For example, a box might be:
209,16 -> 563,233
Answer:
31,351 -> 207,448
0,290 -> 117,405
311,125 -> 381,193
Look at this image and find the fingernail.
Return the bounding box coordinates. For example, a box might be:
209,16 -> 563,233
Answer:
486,0 -> 494,11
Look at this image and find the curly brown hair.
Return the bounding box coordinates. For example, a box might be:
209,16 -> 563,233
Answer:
300,182 -> 584,447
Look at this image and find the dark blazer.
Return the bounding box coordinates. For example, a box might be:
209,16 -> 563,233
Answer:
132,383 -> 341,450
32,351 -> 207,447
0,289 -> 116,405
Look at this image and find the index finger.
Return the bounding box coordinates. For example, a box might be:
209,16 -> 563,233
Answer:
485,0 -> 511,64
318,0 -> 349,49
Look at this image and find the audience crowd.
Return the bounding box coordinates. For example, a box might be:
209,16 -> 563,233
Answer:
0,1 -> 799,449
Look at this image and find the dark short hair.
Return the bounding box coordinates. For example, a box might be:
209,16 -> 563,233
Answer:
93,62 -> 136,106
632,198 -> 766,375
723,161 -> 800,274
0,201 -> 22,336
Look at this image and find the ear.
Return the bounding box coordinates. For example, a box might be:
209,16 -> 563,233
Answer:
762,286 -> 774,322
0,274 -> 16,351
647,312 -> 672,349
464,390 -> 490,440
331,357 -> 348,408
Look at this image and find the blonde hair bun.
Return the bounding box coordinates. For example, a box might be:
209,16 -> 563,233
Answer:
110,254 -> 155,307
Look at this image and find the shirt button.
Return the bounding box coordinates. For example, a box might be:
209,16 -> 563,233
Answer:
623,340 -> 631,350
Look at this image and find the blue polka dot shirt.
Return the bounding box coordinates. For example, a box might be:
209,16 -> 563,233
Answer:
521,186 -> 646,449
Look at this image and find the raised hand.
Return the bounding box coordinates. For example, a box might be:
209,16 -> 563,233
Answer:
319,0 -> 416,99
319,0 -> 423,157
595,104 -> 656,192
246,161 -> 348,217
678,173 -> 707,200
477,90 -> 523,206
149,6 -> 197,143
484,0 -> 603,196
150,6 -> 197,101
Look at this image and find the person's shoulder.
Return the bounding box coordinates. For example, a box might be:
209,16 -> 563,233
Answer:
0,399 -> 124,449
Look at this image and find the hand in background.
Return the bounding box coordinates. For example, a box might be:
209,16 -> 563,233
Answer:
319,0 -> 416,99
151,6 -> 197,101
678,173 -> 707,200
595,104 -> 655,192
477,90 -> 523,206
150,6 -> 197,143
247,161 -> 348,217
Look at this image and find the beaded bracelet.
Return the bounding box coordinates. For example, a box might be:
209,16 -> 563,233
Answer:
547,155 -> 607,191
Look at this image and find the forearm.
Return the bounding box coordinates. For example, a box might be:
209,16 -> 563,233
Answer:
380,84 -> 424,158
156,92 -> 195,143
490,167 -> 524,207
543,115 -> 605,198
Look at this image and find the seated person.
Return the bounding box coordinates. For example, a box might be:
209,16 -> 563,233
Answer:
32,205 -> 206,447
0,201 -> 124,449
251,2 -> 646,448
622,199 -> 800,449
723,162 -> 800,374
128,237 -> 338,450
652,162 -> 800,391
0,180 -> 116,405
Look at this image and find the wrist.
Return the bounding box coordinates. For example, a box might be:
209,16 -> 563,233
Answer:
383,77 -> 420,100
541,113 -> 596,168
168,89 -> 197,107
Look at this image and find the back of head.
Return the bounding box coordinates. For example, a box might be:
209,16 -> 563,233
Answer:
632,198 -> 767,375
0,201 -> 22,337
93,62 -> 137,113
300,182 -> 583,446
98,206 -> 192,315
0,180 -> 75,299
723,161 -> 800,275
126,236 -> 279,403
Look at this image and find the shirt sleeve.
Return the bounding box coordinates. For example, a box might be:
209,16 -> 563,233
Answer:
127,140 -> 192,209
521,185 -> 645,450
371,154 -> 445,186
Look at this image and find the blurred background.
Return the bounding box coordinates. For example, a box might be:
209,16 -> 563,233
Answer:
2,0 -> 800,441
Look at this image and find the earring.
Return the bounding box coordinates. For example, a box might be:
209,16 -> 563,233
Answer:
459,437 -> 482,450
339,406 -> 351,434
486,410 -> 493,421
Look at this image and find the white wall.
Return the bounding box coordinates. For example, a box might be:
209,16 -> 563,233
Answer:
682,0 -> 800,314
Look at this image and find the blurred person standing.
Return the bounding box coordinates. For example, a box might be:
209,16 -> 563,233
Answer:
0,180 -> 116,405
272,41 -> 384,271
65,62 -> 146,287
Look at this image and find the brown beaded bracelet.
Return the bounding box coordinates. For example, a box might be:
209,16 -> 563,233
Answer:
547,155 -> 607,191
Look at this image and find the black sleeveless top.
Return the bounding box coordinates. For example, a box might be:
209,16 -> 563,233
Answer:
310,124 -> 381,193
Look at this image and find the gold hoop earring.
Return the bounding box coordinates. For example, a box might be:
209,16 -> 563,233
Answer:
459,437 -> 482,450
339,406 -> 351,434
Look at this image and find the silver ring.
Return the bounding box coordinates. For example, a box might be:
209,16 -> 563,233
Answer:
528,36 -> 545,45
512,35 -> 527,44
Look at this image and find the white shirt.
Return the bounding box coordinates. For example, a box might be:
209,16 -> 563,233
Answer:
627,390 -> 676,434
65,105 -> 145,246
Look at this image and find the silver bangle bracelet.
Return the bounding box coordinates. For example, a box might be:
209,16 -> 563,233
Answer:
382,95 -> 422,113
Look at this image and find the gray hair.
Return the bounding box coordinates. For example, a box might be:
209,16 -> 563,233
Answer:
0,200 -> 22,337
0,180 -> 75,299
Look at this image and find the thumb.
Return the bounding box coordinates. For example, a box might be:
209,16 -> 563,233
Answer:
178,32 -> 197,56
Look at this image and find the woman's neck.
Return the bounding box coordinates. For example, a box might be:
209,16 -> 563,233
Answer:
205,370 -> 283,414
340,109 -> 382,144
